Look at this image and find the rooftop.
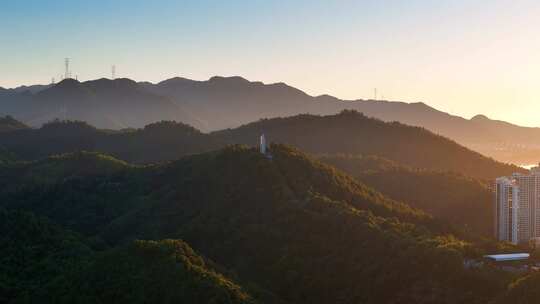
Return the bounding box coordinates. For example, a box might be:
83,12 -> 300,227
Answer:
484,253 -> 530,262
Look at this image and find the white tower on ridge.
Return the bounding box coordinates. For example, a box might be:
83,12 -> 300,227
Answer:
260,134 -> 267,155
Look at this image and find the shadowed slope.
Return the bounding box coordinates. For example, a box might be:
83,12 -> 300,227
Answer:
53,239 -> 257,304
0,208 -> 93,303
320,154 -> 493,236
214,111 -> 523,180
0,115 -> 28,133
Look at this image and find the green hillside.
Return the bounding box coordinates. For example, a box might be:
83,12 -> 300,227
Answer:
0,145 -> 517,303
0,115 -> 28,133
0,120 -> 218,163
215,111 -> 523,180
0,114 -> 506,242
98,120 -> 220,163
1,151 -> 131,184
0,208 -> 257,304
495,272 -> 540,304
50,239 -> 256,304
320,154 -> 493,236
0,120 -> 103,161
0,208 -> 93,303
0,152 -> 146,236
0,147 -> 16,165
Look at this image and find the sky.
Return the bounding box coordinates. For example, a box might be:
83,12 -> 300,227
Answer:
1,0 -> 539,126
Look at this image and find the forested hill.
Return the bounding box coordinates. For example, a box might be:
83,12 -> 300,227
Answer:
0,115 -> 28,132
0,116 -> 507,237
0,148 -> 16,165
215,111 -> 523,180
0,209 -> 256,304
0,120 -> 219,163
0,145 -> 517,303
0,112 -> 522,179
0,208 -> 93,303
495,272 -> 540,304
62,239 -> 257,304
320,154 -> 493,236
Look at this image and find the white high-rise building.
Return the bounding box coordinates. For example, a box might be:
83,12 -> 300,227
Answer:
260,134 -> 267,155
495,164 -> 540,244
495,177 -> 519,244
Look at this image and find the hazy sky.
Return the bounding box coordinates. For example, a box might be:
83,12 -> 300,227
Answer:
1,0 -> 539,126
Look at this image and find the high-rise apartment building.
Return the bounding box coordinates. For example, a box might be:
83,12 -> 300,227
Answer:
495,165 -> 540,244
494,177 -> 518,243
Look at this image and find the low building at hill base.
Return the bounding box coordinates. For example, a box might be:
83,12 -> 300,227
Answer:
483,253 -> 530,262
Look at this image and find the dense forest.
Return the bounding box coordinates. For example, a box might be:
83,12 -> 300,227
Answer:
0,209 -> 256,304
0,148 -> 16,165
320,154 -> 493,236
0,119 -> 219,163
0,208 -> 93,303
494,272 -> 540,304
215,111 -> 523,180
0,115 -> 28,133
0,144 -> 529,303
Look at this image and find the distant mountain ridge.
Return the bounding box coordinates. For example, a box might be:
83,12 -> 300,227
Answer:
0,111 -> 523,180
2,75 -> 539,163
214,111 -> 525,180
0,78 -> 192,129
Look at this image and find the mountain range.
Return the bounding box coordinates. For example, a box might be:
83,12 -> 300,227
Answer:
2,95 -> 538,302
0,111 -> 522,180
0,111 -> 524,238
0,78 -> 193,129
1,76 -> 539,164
